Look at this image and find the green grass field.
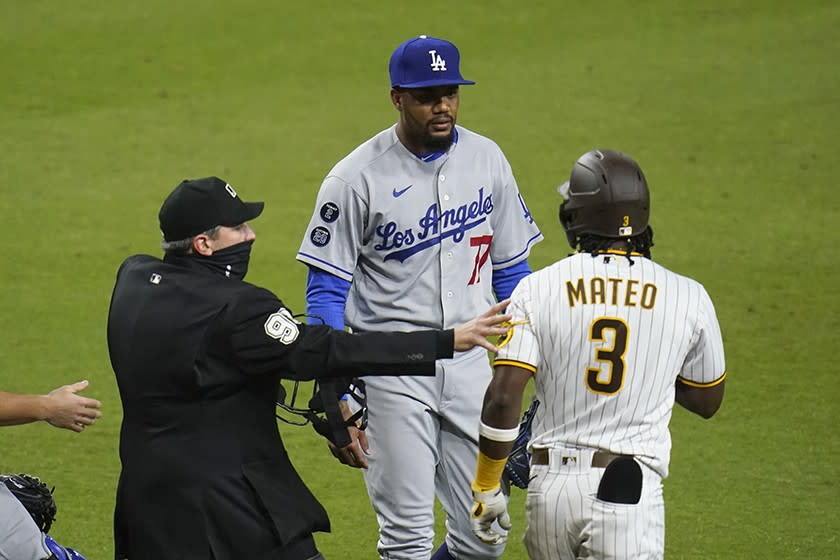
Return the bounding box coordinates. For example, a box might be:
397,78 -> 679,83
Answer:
1,1 -> 838,557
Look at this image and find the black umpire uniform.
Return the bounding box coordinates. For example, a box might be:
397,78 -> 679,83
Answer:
107,177 -> 455,560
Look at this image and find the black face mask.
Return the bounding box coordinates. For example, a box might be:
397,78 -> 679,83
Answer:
196,239 -> 254,280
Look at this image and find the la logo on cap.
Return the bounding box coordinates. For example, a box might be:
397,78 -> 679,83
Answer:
429,50 -> 446,72
225,183 -> 238,198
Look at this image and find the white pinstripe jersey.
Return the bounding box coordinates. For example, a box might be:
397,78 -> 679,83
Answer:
494,251 -> 726,478
296,124 -> 543,332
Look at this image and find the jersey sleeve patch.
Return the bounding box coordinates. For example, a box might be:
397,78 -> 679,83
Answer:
320,202 -> 340,223
309,226 -> 332,247
296,175 -> 366,282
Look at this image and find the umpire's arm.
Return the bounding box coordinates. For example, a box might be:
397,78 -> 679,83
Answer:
212,286 -> 452,379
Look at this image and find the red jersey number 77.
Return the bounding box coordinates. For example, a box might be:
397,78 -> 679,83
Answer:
468,235 -> 493,285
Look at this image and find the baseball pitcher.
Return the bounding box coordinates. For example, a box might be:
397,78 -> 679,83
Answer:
470,149 -> 726,559
297,35 -> 542,560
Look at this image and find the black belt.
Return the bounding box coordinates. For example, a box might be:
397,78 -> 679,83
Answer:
531,448 -> 631,468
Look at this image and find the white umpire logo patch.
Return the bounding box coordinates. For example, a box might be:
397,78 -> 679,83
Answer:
264,308 -> 300,345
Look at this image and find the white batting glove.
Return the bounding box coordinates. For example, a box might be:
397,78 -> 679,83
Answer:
470,486 -> 511,545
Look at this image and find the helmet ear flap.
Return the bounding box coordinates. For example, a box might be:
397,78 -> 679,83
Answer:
557,180 -> 577,248
558,202 -> 578,249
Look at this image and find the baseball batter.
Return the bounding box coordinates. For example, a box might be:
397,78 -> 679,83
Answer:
470,149 -> 726,559
296,35 -> 542,559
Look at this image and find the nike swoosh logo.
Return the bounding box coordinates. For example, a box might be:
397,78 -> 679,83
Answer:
392,184 -> 413,198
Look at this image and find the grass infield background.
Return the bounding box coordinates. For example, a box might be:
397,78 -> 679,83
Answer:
1,1 -> 838,558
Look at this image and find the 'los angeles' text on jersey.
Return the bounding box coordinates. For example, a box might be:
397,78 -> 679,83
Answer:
374,187 -> 493,263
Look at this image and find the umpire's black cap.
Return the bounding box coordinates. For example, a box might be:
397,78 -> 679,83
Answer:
158,177 -> 264,242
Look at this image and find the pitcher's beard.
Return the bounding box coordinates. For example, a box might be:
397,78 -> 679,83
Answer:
422,130 -> 454,152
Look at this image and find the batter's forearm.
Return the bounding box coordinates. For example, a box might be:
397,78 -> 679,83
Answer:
478,364 -> 532,459
478,402 -> 519,461
481,391 -> 525,446
474,392 -> 521,492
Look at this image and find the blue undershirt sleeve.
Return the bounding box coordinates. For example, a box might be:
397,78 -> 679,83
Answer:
305,266 -> 351,330
492,259 -> 532,301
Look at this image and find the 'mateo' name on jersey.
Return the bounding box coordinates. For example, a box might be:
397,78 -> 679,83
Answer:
565,274 -> 658,309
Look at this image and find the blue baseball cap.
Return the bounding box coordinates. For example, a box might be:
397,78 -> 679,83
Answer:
389,35 -> 476,88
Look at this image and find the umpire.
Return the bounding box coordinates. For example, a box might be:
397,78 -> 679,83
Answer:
107,177 -> 509,560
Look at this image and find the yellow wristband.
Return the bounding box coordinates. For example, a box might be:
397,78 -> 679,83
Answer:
472,451 -> 507,493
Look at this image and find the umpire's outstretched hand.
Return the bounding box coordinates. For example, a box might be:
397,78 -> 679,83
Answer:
453,299 -> 511,353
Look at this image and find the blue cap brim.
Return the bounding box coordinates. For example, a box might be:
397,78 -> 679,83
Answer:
392,78 -> 476,88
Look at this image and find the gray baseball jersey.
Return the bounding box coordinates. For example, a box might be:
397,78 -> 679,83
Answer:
0,484 -> 50,560
297,123 -> 542,559
495,251 -> 725,559
296,124 -> 543,332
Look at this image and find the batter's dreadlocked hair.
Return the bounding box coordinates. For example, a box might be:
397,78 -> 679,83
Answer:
576,227 -> 655,262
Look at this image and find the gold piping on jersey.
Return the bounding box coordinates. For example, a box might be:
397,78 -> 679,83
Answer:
677,371 -> 727,388
495,319 -> 530,349
492,359 -> 537,375
591,249 -> 644,257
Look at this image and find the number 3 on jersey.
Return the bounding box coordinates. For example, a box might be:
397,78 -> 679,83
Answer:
586,317 -> 629,395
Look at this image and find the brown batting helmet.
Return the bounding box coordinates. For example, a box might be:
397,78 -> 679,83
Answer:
558,149 -> 650,248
